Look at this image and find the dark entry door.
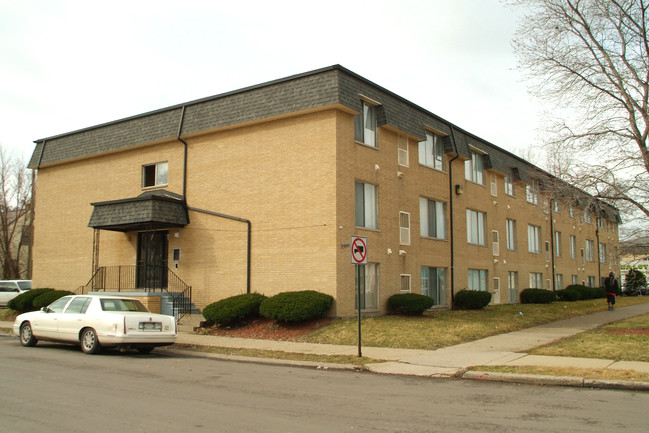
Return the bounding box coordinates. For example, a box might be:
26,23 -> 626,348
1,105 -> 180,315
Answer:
137,231 -> 168,290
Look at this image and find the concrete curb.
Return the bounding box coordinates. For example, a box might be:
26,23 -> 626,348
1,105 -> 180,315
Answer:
464,370 -> 649,391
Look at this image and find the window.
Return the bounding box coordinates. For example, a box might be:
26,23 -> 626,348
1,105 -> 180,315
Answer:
555,274 -> 564,290
552,200 -> 560,213
355,263 -> 379,310
492,230 -> 500,256
468,269 -> 488,291
554,231 -> 562,257
598,217 -> 605,229
572,275 -> 578,284
466,209 -> 486,245
46,296 -> 71,313
355,182 -> 378,229
465,151 -> 485,185
142,162 -> 168,188
506,219 -> 517,250
398,135 -> 409,166
400,274 -> 411,293
64,297 -> 91,314
587,276 -> 596,288
354,102 -> 377,147
504,176 -> 515,196
421,267 -> 446,306
529,272 -> 543,289
490,174 -> 497,196
584,211 -> 592,224
526,180 -> 539,205
569,235 -> 576,259
599,243 -> 607,263
399,212 -> 410,245
527,225 -> 541,254
508,271 -> 519,303
420,198 -> 446,239
418,131 -> 444,170
545,241 -> 551,262
585,239 -> 595,262
569,206 -> 574,218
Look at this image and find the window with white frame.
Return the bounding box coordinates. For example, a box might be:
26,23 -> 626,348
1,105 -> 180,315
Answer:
354,101 -> 377,147
527,224 -> 541,254
529,272 -> 543,289
418,131 -> 444,170
526,180 -> 539,205
142,162 -> 168,188
400,274 -> 411,293
398,135 -> 409,166
421,267 -> 446,306
554,231 -> 562,257
466,209 -> 486,245
569,206 -> 574,218
584,211 -> 592,224
572,275 -> 578,284
587,276 -> 596,288
552,200 -> 560,213
355,263 -> 379,310
355,181 -> 378,229
555,274 -> 564,290
399,212 -> 410,245
420,198 -> 446,239
468,269 -> 488,291
569,235 -> 576,259
506,219 -> 517,250
464,151 -> 485,185
598,217 -> 605,229
585,239 -> 595,262
599,243 -> 606,263
508,271 -> 519,303
490,174 -> 497,196
504,176 -> 515,196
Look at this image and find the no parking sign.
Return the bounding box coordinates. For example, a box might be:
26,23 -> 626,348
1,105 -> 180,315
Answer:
350,236 -> 367,264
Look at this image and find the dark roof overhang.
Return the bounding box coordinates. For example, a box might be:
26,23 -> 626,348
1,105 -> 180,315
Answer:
88,190 -> 189,232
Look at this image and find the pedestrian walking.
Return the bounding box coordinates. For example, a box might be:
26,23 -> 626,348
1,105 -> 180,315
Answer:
604,272 -> 619,311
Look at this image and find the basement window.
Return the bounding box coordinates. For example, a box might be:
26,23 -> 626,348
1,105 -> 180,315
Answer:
142,162 -> 168,188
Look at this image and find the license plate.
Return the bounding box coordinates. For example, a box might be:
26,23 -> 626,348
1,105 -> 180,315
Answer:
139,322 -> 162,331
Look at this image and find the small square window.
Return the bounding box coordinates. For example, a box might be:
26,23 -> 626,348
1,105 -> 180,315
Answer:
142,162 -> 168,188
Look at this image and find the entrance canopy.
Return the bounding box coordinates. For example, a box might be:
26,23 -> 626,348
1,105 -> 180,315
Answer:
88,190 -> 189,232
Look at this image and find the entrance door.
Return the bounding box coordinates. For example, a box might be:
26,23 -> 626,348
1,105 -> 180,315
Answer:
137,231 -> 168,290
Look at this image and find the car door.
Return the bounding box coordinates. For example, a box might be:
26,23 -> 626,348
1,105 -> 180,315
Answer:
31,296 -> 72,339
57,297 -> 92,341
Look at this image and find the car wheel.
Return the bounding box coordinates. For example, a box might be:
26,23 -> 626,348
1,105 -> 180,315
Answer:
80,328 -> 101,354
19,322 -> 38,347
137,347 -> 154,354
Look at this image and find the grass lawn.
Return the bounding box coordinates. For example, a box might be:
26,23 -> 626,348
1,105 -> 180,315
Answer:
302,296 -> 649,351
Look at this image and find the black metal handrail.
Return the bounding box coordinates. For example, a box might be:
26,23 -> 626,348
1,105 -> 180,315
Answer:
79,265 -> 193,320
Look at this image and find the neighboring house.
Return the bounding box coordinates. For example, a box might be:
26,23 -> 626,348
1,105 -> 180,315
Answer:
0,207 -> 31,279
28,65 -> 620,317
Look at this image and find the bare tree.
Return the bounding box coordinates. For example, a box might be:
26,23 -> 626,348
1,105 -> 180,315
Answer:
0,145 -> 32,279
507,0 -> 649,236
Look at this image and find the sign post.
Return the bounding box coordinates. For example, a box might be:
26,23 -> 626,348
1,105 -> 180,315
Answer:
350,236 -> 367,357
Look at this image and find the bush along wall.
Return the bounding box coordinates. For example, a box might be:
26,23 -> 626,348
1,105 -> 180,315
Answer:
260,290 -> 334,323
520,288 -> 557,304
388,293 -> 434,315
202,293 -> 267,326
7,288 -> 54,312
454,290 -> 492,310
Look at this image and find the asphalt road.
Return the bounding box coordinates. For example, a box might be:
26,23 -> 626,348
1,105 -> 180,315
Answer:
1,337 -> 648,433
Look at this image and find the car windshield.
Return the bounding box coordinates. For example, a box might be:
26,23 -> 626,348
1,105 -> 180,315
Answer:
17,281 -> 31,290
100,298 -> 149,312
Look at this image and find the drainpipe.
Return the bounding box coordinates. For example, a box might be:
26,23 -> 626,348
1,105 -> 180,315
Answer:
549,203 -> 556,291
176,107 -> 251,294
596,220 -> 602,286
448,126 -> 460,309
187,206 -> 252,294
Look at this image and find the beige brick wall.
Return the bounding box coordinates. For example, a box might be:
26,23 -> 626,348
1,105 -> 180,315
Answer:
31,106 -> 619,317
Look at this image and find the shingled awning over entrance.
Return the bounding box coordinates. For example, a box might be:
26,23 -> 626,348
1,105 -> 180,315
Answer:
88,190 -> 189,232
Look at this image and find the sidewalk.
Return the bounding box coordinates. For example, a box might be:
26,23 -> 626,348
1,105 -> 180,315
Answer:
3,302 -> 649,389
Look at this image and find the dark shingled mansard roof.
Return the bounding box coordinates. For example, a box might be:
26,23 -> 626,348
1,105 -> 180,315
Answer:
30,64 -> 619,221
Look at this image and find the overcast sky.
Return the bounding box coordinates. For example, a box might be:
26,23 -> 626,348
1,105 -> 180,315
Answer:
0,0 -> 541,164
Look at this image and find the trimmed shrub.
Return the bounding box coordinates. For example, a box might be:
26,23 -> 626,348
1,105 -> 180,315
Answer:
565,284 -> 602,300
7,288 -> 53,312
556,288 -> 580,302
520,288 -> 557,304
202,293 -> 267,326
454,290 -> 492,310
260,290 -> 334,323
388,293 -> 434,315
33,290 -> 73,309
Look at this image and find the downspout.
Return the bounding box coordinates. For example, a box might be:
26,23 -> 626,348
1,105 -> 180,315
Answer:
176,107 -> 251,294
448,126 -> 460,309
187,206 -> 252,294
596,219 -> 601,286
549,203 -> 556,291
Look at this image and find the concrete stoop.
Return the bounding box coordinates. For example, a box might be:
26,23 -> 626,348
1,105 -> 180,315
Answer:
177,314 -> 204,333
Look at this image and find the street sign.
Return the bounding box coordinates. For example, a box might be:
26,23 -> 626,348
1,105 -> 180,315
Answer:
350,236 -> 367,264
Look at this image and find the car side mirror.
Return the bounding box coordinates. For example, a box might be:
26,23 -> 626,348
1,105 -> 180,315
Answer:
41,307 -> 50,313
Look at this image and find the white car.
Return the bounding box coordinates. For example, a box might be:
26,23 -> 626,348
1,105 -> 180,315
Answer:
13,295 -> 177,354
0,280 -> 32,307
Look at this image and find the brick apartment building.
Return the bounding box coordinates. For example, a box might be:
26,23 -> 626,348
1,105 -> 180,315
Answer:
28,65 -> 620,317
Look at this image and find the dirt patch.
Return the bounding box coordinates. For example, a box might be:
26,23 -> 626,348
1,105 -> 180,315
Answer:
196,317 -> 332,341
607,328 -> 649,336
